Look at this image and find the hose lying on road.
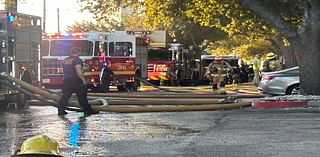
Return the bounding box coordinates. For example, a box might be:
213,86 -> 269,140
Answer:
27,100 -> 251,113
135,76 -> 172,92
1,75 -> 254,113
87,92 -> 264,99
0,80 -> 56,106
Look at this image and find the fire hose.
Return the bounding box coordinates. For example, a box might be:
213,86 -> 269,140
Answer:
0,74 -> 256,113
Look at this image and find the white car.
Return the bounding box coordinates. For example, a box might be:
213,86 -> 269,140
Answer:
258,66 -> 300,95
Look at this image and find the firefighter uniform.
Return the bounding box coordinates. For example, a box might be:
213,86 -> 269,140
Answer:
252,54 -> 262,86
58,48 -> 97,115
205,56 -> 232,94
173,59 -> 182,86
100,61 -> 113,92
262,52 -> 281,72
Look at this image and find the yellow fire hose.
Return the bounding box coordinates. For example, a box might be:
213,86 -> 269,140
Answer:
87,92 -> 264,99
1,75 -> 255,113
27,100 -> 251,113
97,99 -> 222,105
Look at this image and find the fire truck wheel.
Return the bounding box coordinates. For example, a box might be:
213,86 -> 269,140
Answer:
17,93 -> 27,109
117,85 -> 128,92
126,82 -> 137,92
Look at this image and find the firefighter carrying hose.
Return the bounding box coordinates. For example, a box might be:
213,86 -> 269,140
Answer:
205,56 -> 232,94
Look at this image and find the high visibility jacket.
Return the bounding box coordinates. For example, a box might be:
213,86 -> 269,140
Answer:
263,59 -> 280,72
252,58 -> 262,71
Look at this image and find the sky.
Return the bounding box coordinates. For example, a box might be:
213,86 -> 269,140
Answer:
8,0 -> 93,32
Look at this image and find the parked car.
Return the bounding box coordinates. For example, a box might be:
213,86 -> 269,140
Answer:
258,66 -> 300,95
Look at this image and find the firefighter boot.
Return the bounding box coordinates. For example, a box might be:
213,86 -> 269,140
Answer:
218,87 -> 227,95
218,82 -> 227,94
212,84 -> 218,91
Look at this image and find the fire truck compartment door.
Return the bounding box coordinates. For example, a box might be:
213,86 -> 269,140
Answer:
135,45 -> 148,79
14,31 -> 33,62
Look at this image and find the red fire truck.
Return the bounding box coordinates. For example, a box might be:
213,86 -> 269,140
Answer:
40,31 -> 148,92
147,42 -> 199,86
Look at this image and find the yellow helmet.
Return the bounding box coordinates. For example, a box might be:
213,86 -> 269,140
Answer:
266,52 -> 276,59
16,135 -> 62,156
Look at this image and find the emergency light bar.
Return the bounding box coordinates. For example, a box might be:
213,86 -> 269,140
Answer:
42,32 -> 85,39
42,32 -> 107,41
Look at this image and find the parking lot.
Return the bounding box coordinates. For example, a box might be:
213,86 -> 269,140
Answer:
2,103 -> 320,157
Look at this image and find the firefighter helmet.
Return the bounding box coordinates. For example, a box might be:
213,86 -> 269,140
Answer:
214,56 -> 223,63
266,52 -> 276,59
15,135 -> 62,156
255,54 -> 261,58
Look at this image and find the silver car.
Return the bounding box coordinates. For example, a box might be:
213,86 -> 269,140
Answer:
258,66 -> 300,95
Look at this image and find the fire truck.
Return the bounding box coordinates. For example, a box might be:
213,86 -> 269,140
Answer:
0,11 -> 42,108
147,42 -> 199,86
41,31 -> 148,92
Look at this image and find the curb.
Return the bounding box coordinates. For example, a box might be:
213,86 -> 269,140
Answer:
252,101 -> 308,108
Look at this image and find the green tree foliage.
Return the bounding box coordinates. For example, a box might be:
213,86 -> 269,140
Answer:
80,0 -> 227,48
66,20 -> 118,32
122,13 -> 147,30
80,0 -> 320,94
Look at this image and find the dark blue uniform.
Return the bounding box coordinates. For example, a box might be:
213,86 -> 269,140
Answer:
58,56 -> 94,115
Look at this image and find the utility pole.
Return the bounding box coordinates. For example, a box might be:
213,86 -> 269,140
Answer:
43,0 -> 46,33
57,8 -> 60,32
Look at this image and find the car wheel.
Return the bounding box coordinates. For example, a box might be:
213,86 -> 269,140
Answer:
286,84 -> 300,95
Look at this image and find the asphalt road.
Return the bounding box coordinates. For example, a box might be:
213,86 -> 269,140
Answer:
2,105 -> 320,157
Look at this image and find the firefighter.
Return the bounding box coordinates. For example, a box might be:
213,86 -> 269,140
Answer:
173,50 -> 182,86
191,59 -> 200,86
205,56 -> 232,94
58,47 -> 99,115
262,52 -> 281,72
252,54 -> 262,86
12,135 -> 62,157
134,66 -> 142,90
99,61 -> 113,92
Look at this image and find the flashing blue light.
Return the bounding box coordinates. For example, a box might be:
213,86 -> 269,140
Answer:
7,15 -> 14,22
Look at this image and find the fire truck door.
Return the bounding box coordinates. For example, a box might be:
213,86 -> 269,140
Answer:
135,45 -> 148,79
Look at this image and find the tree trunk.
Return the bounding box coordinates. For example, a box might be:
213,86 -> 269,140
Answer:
242,0 -> 320,95
289,0 -> 320,95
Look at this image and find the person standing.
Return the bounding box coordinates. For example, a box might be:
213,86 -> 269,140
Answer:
205,56 -> 232,94
252,54 -> 262,86
191,59 -> 200,86
58,47 -> 98,115
262,52 -> 281,72
99,61 -> 113,92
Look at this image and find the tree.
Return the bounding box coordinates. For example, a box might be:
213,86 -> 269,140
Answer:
80,0 -> 320,94
66,20 -> 117,32
121,13 -> 147,30
239,0 -> 320,95
80,0 -> 228,49
177,0 -> 319,95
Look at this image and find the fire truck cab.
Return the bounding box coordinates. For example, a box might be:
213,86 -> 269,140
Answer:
148,42 -> 198,86
41,31 -> 148,92
0,11 -> 42,108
